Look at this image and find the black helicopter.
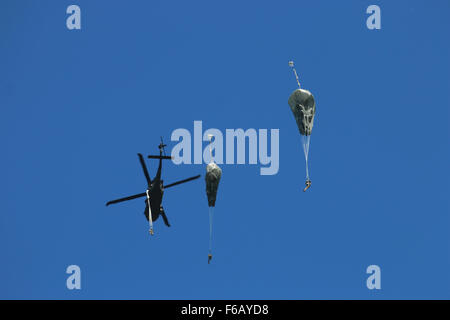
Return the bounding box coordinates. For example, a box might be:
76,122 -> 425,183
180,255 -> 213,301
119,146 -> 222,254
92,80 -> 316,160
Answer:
106,138 -> 200,235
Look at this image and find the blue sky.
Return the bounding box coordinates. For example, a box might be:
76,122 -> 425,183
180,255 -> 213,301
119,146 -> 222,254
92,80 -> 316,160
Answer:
0,0 -> 449,299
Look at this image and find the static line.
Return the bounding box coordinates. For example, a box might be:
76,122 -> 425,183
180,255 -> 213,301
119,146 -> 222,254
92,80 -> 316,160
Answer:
208,134 -> 214,163
289,60 -> 301,88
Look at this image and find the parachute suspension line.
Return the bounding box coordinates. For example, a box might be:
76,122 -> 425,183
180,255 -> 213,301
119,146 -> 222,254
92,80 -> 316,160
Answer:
289,60 -> 301,89
209,207 -> 214,253
298,102 -> 312,181
302,134 -> 311,160
302,135 -> 311,181
208,206 -> 214,263
146,190 -> 154,236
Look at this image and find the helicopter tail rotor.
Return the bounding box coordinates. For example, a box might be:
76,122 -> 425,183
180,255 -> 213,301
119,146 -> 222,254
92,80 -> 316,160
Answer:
149,137 -> 172,159
159,136 -> 167,155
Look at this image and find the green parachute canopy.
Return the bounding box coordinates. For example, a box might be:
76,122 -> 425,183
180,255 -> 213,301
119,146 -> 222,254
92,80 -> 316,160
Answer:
288,88 -> 316,136
205,162 -> 222,207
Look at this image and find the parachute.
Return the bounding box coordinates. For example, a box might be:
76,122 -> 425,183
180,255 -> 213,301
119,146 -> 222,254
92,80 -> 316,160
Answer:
205,136 -> 222,263
288,61 -> 316,191
206,162 -> 221,207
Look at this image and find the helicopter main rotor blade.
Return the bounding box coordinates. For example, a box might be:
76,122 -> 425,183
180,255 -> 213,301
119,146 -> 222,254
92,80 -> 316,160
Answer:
148,155 -> 173,160
138,153 -> 152,185
164,175 -> 201,189
106,192 -> 147,206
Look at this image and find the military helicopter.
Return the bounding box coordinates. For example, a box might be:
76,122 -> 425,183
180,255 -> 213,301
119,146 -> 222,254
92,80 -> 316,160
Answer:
106,138 -> 200,235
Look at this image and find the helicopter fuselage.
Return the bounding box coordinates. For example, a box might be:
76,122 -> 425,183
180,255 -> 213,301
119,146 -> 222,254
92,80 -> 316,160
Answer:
144,156 -> 164,222
145,180 -> 164,222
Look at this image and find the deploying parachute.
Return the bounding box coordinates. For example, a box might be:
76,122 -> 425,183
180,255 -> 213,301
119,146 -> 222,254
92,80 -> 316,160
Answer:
205,135 -> 222,264
288,61 -> 316,191
206,162 -> 221,207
